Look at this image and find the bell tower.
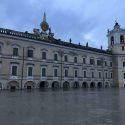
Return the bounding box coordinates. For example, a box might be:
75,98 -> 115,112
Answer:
107,21 -> 125,54
107,22 -> 125,87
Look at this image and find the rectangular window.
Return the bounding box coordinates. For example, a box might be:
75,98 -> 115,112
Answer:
124,73 -> 125,79
83,58 -> 86,64
54,53 -> 58,61
0,46 -> 1,54
97,60 -> 102,66
42,68 -> 46,77
123,62 -> 125,67
75,70 -> 78,77
74,57 -> 77,63
90,58 -> 95,65
54,69 -> 58,77
99,72 -> 102,78
42,52 -> 46,60
0,63 -> 1,75
105,61 -> 107,66
92,72 -> 94,78
83,71 -> 86,78
65,69 -> 68,77
122,46 -> 124,51
64,55 -> 68,62
110,62 -> 112,67
27,49 -> 33,58
28,67 -> 33,77
13,48 -> 18,56
110,72 -> 113,79
105,72 -> 108,79
12,66 -> 17,76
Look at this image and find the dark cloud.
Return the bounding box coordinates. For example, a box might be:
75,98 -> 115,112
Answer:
0,0 -> 125,49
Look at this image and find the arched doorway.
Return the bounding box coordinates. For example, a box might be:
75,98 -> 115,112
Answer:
73,81 -> 79,88
39,81 -> 49,88
25,81 -> 34,89
63,81 -> 70,89
90,82 -> 95,88
105,82 -> 110,88
7,81 -> 19,90
98,82 -> 103,88
52,81 -> 59,88
82,82 -> 88,88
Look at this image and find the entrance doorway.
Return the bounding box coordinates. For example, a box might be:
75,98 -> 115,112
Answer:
82,82 -> 88,88
98,82 -> 103,88
52,81 -> 59,88
25,81 -> 34,89
73,82 -> 79,88
90,82 -> 95,88
39,81 -> 48,88
10,86 -> 16,90
63,82 -> 70,89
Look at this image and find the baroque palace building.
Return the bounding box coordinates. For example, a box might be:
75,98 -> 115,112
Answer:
0,13 -> 125,90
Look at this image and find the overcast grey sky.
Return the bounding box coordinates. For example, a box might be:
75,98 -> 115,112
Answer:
0,0 -> 125,49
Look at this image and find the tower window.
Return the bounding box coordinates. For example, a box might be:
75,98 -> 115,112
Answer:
111,36 -> 114,45
120,35 -> 124,44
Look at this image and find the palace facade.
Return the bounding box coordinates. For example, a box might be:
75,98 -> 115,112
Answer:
0,14 -> 124,90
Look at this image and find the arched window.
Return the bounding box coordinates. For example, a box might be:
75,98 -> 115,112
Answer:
111,36 -> 114,45
120,35 -> 124,44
